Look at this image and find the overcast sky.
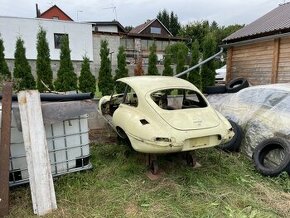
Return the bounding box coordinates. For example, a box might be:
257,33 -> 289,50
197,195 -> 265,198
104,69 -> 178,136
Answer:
0,0 -> 286,27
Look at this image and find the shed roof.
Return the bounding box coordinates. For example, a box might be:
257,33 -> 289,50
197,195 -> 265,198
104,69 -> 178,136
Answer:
223,3 -> 290,43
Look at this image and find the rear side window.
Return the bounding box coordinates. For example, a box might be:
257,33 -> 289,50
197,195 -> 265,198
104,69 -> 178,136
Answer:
150,89 -> 207,110
123,86 -> 138,107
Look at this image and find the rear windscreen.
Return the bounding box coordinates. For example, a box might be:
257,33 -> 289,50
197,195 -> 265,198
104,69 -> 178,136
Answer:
150,89 -> 207,110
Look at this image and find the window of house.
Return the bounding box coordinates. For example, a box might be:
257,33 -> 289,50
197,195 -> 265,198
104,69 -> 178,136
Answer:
141,39 -> 148,50
54,33 -> 68,49
156,41 -> 162,51
126,39 -> 134,50
150,27 -> 161,34
162,41 -> 169,50
120,38 -> 126,48
52,16 -> 59,20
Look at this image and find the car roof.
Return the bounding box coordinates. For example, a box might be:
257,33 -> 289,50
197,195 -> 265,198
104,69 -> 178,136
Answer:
117,76 -> 198,94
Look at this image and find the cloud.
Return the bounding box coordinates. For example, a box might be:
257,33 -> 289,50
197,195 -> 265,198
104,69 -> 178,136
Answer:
0,0 -> 282,27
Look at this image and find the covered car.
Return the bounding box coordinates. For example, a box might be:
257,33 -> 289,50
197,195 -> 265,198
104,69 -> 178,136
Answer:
208,84 -> 290,156
98,76 -> 234,154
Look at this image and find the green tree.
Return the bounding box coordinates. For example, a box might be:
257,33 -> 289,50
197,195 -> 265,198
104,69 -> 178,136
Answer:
13,37 -> 36,90
169,11 -> 181,36
188,40 -> 201,89
157,9 -> 181,36
201,33 -> 217,91
157,9 -> 170,29
36,27 -> 53,92
179,20 -> 210,47
79,56 -> 96,93
54,35 -> 77,91
98,40 -> 113,96
114,46 -> 128,93
0,37 -> 11,80
148,43 -> 159,75
162,47 -> 173,76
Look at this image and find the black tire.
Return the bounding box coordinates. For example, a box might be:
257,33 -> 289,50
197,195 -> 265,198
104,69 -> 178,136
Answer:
219,120 -> 242,152
252,137 -> 290,177
226,78 -> 249,93
205,85 -> 226,94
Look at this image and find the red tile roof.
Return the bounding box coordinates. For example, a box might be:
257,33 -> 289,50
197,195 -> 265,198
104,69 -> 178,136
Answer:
39,5 -> 73,21
224,3 -> 290,43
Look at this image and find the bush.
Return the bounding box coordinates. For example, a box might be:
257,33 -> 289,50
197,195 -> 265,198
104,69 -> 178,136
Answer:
13,37 -> 36,90
134,57 -> 144,76
148,43 -> 159,75
98,40 -> 114,96
0,37 -> 11,80
201,33 -> 217,91
36,27 -> 53,92
79,56 -> 96,93
114,46 -> 128,93
188,40 -> 202,89
54,35 -> 77,92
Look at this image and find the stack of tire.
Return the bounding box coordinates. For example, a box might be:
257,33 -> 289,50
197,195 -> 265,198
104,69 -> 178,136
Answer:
205,77 -> 249,94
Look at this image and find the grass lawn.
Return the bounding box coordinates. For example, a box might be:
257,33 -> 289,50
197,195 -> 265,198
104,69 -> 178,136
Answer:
8,143 -> 290,218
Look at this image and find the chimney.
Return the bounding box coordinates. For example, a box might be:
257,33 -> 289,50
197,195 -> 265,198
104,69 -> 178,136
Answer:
36,4 -> 41,18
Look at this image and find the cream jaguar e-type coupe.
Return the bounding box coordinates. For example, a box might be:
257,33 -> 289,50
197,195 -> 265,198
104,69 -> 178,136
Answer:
99,76 -> 234,155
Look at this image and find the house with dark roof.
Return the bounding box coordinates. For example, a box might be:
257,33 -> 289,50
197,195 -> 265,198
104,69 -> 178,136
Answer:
223,3 -> 290,85
121,18 -> 184,66
89,21 -> 127,71
36,4 -> 73,21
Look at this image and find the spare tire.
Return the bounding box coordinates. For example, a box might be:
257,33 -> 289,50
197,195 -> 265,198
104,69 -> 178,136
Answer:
226,78 -> 249,93
205,85 -> 226,94
252,137 -> 290,177
219,120 -> 242,152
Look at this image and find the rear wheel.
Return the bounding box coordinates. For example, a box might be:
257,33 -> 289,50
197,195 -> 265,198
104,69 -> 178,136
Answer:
219,120 -> 242,152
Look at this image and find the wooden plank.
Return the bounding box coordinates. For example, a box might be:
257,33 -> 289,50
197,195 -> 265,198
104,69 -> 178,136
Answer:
18,91 -> 57,216
226,47 -> 233,82
0,82 -> 13,217
271,38 -> 280,83
234,41 -> 274,51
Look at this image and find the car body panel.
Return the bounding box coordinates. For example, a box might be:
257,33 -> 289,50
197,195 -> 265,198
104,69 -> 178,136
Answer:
99,76 -> 234,154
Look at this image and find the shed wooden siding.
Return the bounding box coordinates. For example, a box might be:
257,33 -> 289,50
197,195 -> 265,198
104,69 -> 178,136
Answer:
229,40 -> 274,85
227,36 -> 290,85
278,37 -> 290,83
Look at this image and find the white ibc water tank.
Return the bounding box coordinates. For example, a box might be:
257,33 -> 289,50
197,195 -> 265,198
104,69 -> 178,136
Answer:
0,106 -> 92,186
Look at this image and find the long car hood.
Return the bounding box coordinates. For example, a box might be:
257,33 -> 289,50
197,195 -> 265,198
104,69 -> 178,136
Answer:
157,107 -> 220,131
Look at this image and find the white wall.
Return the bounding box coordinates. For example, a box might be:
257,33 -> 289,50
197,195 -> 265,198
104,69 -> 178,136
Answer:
0,16 -> 93,61
93,34 -> 120,66
97,25 -> 118,33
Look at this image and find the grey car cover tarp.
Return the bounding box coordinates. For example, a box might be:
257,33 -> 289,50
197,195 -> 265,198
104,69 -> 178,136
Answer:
207,85 -> 290,162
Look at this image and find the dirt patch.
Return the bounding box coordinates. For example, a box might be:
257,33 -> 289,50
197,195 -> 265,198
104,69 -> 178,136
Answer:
253,183 -> 290,217
125,202 -> 139,217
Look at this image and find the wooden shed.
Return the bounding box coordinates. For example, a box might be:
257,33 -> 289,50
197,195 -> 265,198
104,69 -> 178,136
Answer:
223,3 -> 290,85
